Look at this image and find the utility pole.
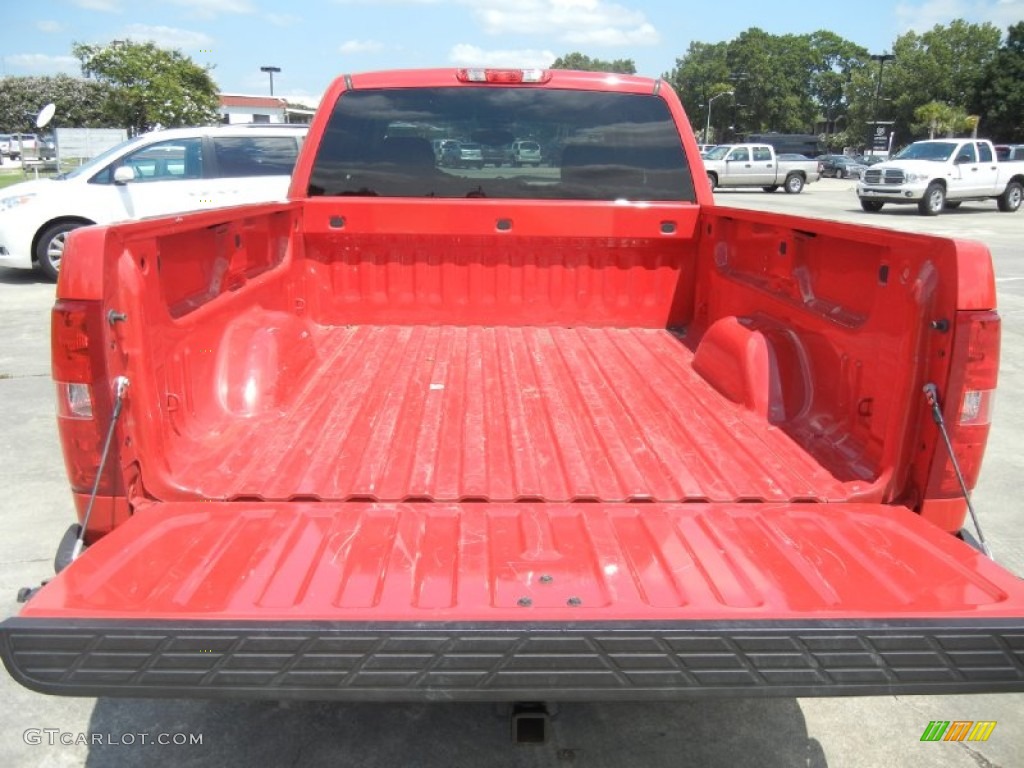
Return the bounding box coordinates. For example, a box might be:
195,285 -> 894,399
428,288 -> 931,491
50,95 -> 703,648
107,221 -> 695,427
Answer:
704,91 -> 733,145
869,53 -> 894,157
260,65 -> 281,96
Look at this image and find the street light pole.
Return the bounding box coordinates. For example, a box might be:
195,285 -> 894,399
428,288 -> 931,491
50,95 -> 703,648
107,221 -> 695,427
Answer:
260,65 -> 281,96
869,53 -> 894,157
704,91 -> 733,145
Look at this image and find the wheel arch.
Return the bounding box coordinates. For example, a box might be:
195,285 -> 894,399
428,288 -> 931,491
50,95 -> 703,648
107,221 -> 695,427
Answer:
31,216 -> 95,265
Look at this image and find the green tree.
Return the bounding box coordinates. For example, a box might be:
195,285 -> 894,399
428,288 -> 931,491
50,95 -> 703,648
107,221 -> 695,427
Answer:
860,20 -> 1002,146
72,40 -> 219,134
726,29 -> 820,133
667,29 -> 869,142
0,75 -> 113,133
807,31 -> 869,140
913,101 -> 973,137
665,41 -> 732,139
550,52 -> 637,74
971,22 -> 1024,142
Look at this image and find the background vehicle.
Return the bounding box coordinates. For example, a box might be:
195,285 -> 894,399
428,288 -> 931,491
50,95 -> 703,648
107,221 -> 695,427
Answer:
0,123 -> 307,279
703,143 -> 820,192
454,141 -> 484,168
4,68 -> 1024,704
996,144 -> 1024,161
511,140 -> 542,166
6,133 -> 38,160
37,135 -> 57,161
817,154 -> 867,179
858,138 -> 1024,215
744,132 -> 825,157
480,143 -> 512,167
437,139 -> 461,167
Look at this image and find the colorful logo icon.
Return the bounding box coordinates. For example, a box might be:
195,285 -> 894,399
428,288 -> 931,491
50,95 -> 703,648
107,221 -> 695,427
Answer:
920,721 -> 996,742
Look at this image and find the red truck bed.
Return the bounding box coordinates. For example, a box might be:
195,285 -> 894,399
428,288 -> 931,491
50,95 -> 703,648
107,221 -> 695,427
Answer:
177,325 -> 856,503
3,70 -> 1023,702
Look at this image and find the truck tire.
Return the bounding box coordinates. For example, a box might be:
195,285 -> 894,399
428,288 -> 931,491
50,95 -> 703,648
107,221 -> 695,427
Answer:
998,181 -> 1023,212
34,220 -> 86,281
860,199 -> 884,212
762,185 -> 779,193
784,174 -> 804,194
919,182 -> 945,216
706,172 -> 717,190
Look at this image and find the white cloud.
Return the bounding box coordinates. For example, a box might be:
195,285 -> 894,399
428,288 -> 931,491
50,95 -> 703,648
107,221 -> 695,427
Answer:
330,0 -> 659,46
448,44 -> 557,68
474,0 -> 659,47
71,0 -> 121,11
36,20 -> 63,33
265,13 -> 300,26
895,0 -> 1024,33
339,39 -> 387,54
164,0 -> 254,19
4,54 -> 80,76
121,24 -> 214,50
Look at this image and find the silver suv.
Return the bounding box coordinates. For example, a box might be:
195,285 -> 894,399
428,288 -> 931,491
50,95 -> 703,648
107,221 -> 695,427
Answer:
511,140 -> 542,167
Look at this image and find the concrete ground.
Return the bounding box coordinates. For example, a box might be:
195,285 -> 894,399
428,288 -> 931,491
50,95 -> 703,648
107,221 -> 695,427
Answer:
0,179 -> 1021,766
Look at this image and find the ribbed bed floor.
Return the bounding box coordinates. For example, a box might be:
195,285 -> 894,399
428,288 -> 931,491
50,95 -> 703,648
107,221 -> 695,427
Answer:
178,326 -> 861,502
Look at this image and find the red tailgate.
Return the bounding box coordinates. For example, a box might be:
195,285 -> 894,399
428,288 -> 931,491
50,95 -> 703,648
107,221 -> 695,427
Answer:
3,500 -> 1024,699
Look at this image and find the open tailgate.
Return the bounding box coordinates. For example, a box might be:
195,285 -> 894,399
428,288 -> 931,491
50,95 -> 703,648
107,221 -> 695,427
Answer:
3,501 -> 1024,700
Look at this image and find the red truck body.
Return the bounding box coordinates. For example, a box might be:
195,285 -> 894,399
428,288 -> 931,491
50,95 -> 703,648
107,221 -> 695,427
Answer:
3,69 -> 1024,700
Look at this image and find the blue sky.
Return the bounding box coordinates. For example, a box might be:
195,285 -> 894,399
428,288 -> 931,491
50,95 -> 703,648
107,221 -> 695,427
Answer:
1,0 -> 1021,106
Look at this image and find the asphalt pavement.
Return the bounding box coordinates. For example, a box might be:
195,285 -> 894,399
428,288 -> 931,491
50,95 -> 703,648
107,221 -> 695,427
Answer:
0,179 -> 1021,766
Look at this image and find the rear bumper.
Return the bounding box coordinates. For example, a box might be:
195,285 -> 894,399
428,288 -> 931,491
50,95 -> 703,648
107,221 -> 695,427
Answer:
3,618 -> 1023,701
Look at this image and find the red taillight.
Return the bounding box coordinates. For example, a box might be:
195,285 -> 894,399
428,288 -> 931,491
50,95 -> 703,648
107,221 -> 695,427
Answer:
923,311 -> 1000,515
52,300 -> 94,383
52,300 -> 121,497
456,68 -> 551,84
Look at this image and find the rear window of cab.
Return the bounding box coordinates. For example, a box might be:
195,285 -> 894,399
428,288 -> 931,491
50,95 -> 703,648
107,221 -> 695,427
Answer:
308,87 -> 694,202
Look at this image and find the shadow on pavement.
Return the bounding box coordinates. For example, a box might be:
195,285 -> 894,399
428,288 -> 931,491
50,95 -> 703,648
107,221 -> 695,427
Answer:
0,267 -> 51,285
86,697 -> 827,768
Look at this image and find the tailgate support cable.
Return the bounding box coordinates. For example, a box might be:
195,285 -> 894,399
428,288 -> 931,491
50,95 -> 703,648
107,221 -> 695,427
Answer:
923,383 -> 992,558
72,376 -> 129,562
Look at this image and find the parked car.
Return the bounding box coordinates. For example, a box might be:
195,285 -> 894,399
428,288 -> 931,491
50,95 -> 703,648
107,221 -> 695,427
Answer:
454,141 -> 484,169
481,143 -> 513,167
996,144 -> 1024,161
0,134 -> 11,159
511,140 -> 542,167
38,135 -> 57,161
0,123 -> 308,279
817,154 -> 867,179
437,140 -> 461,167
5,133 -> 38,160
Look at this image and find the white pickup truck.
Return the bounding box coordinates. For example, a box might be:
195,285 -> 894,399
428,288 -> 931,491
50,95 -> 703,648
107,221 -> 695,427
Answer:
857,138 -> 1024,215
701,143 -> 820,194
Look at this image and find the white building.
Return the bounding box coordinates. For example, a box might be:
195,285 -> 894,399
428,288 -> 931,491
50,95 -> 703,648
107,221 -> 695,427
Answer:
218,95 -> 315,125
